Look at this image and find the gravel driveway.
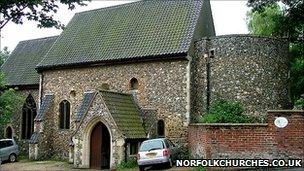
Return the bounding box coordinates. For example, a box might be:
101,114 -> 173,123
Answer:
0,160 -> 194,171
0,160 -> 81,171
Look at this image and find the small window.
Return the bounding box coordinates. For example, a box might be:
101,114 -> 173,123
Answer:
130,78 -> 139,90
59,100 -> 70,129
70,90 -> 76,98
157,120 -> 165,137
129,142 -> 138,155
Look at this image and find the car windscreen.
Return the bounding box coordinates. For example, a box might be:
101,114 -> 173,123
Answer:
139,140 -> 164,152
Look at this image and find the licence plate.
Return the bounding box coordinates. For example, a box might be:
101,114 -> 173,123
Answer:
146,153 -> 157,158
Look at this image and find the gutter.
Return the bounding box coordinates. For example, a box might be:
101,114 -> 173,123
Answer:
35,52 -> 188,72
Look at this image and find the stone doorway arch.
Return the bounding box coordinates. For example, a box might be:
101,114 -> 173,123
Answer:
82,118 -> 112,169
90,122 -> 110,169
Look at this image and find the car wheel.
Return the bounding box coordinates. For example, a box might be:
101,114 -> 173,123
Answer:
139,165 -> 145,171
166,158 -> 173,168
9,154 -> 17,163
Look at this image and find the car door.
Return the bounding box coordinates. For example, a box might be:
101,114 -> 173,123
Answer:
167,140 -> 178,160
5,140 -> 15,156
3,140 -> 14,161
0,141 -> 7,161
0,141 -> 3,162
164,139 -> 176,160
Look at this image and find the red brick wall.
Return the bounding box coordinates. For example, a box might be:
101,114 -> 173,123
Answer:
188,110 -> 304,159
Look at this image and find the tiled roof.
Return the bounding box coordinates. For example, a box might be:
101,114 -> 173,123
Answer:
101,91 -> 146,139
1,36 -> 58,86
34,94 -> 54,122
37,0 -> 203,69
76,91 -> 97,122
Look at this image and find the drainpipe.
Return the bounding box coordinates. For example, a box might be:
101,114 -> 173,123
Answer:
206,48 -> 215,114
39,73 -> 44,106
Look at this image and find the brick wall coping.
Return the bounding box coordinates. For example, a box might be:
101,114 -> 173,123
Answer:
267,110 -> 304,114
189,123 -> 268,127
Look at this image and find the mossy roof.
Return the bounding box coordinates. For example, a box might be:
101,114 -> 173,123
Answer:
1,36 -> 58,86
101,91 -> 146,139
76,91 -> 97,122
29,132 -> 41,144
37,0 -> 203,70
34,94 -> 54,122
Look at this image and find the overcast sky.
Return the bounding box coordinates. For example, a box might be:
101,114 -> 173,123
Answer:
1,1 -> 250,51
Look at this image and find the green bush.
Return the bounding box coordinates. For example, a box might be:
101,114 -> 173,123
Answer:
117,158 -> 138,170
178,147 -> 191,159
196,166 -> 206,171
200,99 -> 255,123
294,98 -> 304,110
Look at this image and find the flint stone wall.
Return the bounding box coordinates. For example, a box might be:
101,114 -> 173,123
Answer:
41,59 -> 189,160
5,89 -> 39,156
191,35 -> 290,122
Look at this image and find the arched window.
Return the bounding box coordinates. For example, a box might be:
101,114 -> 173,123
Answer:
157,120 -> 165,137
5,126 -> 12,139
70,90 -> 76,98
130,78 -> 139,90
21,94 -> 37,139
59,100 -> 70,129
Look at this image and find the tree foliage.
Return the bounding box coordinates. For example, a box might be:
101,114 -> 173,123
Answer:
0,0 -> 89,30
247,1 -> 304,103
247,0 -> 303,43
0,47 -> 10,66
289,43 -> 304,101
0,50 -> 23,125
247,4 -> 285,37
0,87 -> 23,125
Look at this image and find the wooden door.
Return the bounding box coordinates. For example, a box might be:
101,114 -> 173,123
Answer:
101,124 -> 110,169
90,123 -> 102,169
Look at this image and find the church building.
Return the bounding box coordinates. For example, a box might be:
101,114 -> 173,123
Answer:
1,0 -> 289,169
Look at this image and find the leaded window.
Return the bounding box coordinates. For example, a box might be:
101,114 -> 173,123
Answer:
21,95 -> 37,139
59,100 -> 70,129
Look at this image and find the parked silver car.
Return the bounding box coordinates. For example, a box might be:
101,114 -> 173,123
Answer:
137,138 -> 178,171
0,139 -> 19,163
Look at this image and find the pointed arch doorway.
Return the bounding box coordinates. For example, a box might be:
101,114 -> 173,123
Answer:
5,126 -> 12,138
90,122 -> 110,169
